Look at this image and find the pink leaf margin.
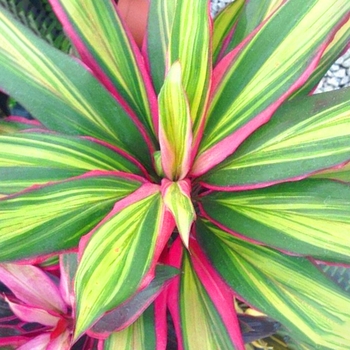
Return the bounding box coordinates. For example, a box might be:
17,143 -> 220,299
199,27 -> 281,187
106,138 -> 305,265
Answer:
166,237 -> 245,350
191,10 -> 350,177
199,159 -> 350,192
49,0 -> 159,139
77,182 -> 175,298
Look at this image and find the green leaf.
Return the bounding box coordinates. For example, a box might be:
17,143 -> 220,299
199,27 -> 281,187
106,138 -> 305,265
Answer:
172,247 -> 242,350
162,180 -> 195,247
90,264 -> 178,336
200,179 -> 350,263
0,132 -> 144,194
0,173 -> 142,261
74,185 -> 168,338
0,7 -> 152,168
194,0 -> 350,175
196,219 -> 350,350
0,118 -> 44,134
0,0 -> 70,52
291,20 -> 350,97
102,305 -> 157,350
223,0 -> 285,54
146,0 -> 177,93
311,161 -> 350,182
168,0 -> 210,138
201,87 -> 350,189
158,62 -> 192,180
212,0 -> 245,64
50,0 -> 158,141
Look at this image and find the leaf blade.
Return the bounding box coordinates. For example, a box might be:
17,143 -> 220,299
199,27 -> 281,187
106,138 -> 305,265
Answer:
50,0 -> 158,141
196,219 -> 350,349
201,87 -> 350,189
101,305 -> 157,350
168,0 -> 211,139
89,265 -> 178,338
0,7 -> 153,167
0,132 -> 145,194
0,173 -> 143,260
200,179 -> 350,263
158,62 -> 192,180
74,184 -> 172,338
145,0 -> 177,93
194,0 -> 350,175
167,239 -> 244,350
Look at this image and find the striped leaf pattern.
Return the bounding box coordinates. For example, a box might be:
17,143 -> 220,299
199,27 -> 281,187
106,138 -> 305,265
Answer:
0,7 -> 152,168
74,185 -> 169,338
102,305 -> 157,350
200,179 -> 350,263
201,87 -> 350,189
168,241 -> 244,350
0,173 -> 143,261
162,180 -> 195,247
196,219 -> 350,349
168,0 -> 211,139
312,161 -> 350,182
89,265 -> 178,337
0,132 -> 144,194
50,0 -> 158,141
193,0 -> 350,175
223,0 -> 285,55
158,62 -> 192,180
146,0 -> 177,93
291,19 -> 350,97
0,117 -> 44,133
212,0 -> 245,64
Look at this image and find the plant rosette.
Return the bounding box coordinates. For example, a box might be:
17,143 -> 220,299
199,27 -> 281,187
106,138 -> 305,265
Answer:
0,0 -> 350,349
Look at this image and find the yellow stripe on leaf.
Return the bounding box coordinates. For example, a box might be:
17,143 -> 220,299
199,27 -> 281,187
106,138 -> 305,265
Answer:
196,219 -> 350,349
168,0 -> 211,139
158,62 -> 192,180
74,187 -> 164,338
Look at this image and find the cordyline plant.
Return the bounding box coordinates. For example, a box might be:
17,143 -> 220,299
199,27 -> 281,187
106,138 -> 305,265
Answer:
0,0 -> 350,348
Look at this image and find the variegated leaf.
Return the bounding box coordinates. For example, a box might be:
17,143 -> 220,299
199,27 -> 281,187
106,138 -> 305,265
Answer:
89,264 -> 178,338
223,0 -> 285,54
146,0 -> 177,93
0,132 -> 145,194
49,0 -> 158,142
168,0 -> 211,139
200,179 -> 350,263
162,179 -> 195,248
212,0 -> 245,64
193,0 -> 350,176
158,62 -> 192,180
101,305 -> 157,350
0,173 -> 143,261
74,184 -> 173,338
0,117 -> 43,134
196,219 -> 350,349
291,19 -> 350,97
167,238 -> 245,350
312,161 -> 350,182
201,87 -> 350,190
0,7 -> 153,168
